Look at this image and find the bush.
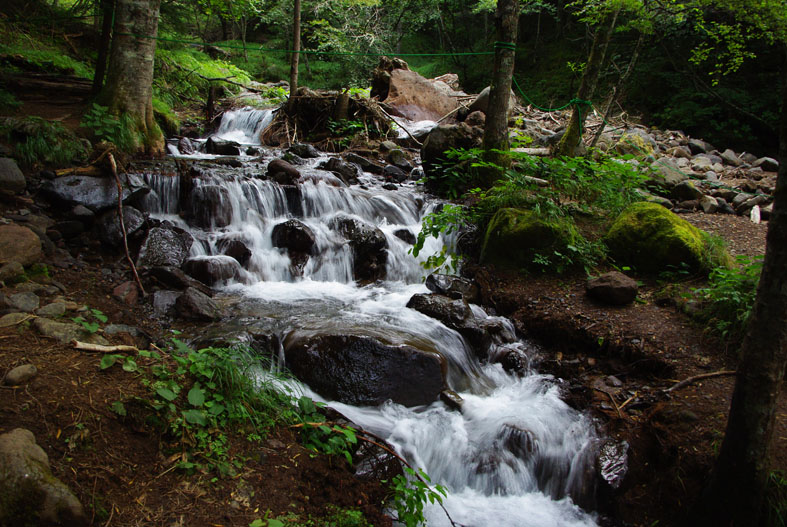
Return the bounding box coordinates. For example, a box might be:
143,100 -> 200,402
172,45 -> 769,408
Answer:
0,116 -> 87,168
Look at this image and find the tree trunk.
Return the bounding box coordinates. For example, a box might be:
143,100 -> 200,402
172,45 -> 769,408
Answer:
480,0 -> 519,186
695,60 -> 787,526
288,0 -> 301,112
98,0 -> 163,155
554,9 -> 618,157
91,0 -> 115,96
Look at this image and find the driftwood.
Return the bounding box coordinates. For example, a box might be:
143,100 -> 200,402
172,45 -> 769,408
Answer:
664,370 -> 737,393
73,341 -> 139,353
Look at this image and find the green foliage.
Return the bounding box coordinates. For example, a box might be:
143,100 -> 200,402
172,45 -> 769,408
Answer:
410,204 -> 469,275
152,97 -> 181,136
388,467 -> 447,527
692,254 -> 763,344
327,119 -> 366,148
0,89 -> 21,113
72,308 -> 108,334
0,19 -> 93,79
765,471 -> 787,527
0,116 -> 87,168
291,396 -> 358,465
249,505 -> 369,527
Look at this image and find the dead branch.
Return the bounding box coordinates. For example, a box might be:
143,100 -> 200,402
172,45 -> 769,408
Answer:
664,370 -> 737,393
109,153 -> 146,298
377,106 -> 423,147
73,341 -> 139,353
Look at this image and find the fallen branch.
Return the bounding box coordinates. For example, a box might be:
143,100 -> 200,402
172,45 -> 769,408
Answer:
73,341 -> 139,353
593,387 -> 624,419
109,153 -> 146,298
378,106 -> 423,147
664,370 -> 737,393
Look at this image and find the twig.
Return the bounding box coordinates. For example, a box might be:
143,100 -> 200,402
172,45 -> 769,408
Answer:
618,391 -> 638,411
594,387 -> 624,419
73,341 -> 139,353
378,106 -> 423,147
436,105 -> 463,124
109,154 -> 146,298
664,370 -> 736,393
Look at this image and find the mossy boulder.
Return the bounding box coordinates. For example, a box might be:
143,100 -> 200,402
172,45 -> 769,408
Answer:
605,201 -> 730,273
481,208 -> 577,269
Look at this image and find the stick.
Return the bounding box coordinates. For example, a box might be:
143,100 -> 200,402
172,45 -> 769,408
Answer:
664,370 -> 737,393
73,341 -> 139,353
378,106 -> 423,147
594,387 -> 624,419
109,154 -> 146,298
436,105 -> 463,124
618,391 -> 638,411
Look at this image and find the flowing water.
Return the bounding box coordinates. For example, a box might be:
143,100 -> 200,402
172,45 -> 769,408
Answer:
145,110 -> 600,527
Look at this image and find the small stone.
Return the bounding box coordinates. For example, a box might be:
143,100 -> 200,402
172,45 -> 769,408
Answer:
586,271 -> 638,306
0,158 -> 26,194
36,301 -> 67,318
753,157 -> 779,172
33,318 -> 83,343
4,364 -> 38,385
7,292 -> 40,313
440,390 -> 464,410
0,312 -> 31,328
113,281 -> 139,306
0,224 -> 42,266
606,375 -> 623,388
0,262 -> 25,283
699,195 -> 719,214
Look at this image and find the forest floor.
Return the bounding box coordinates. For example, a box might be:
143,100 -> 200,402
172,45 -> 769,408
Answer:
1,82 -> 785,527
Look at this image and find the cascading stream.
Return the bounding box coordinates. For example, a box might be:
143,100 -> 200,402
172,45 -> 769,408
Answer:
145,109 -> 600,527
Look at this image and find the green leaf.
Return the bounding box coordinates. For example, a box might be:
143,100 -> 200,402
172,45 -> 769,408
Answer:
267,520 -> 285,527
110,401 -> 126,416
182,409 -> 207,425
100,354 -> 122,370
249,521 -> 265,527
156,387 -> 177,401
188,385 -> 205,407
208,403 -> 225,416
122,358 -> 138,372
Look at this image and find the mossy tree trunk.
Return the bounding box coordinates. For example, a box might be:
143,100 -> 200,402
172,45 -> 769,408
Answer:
91,0 -> 115,96
98,0 -> 163,155
287,0 -> 302,113
481,0 -> 519,187
554,8 -> 618,157
695,61 -> 787,526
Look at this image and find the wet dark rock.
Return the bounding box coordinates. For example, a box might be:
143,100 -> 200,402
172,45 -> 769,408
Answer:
586,271 -> 638,306
281,185 -> 303,217
177,137 -> 195,155
421,123 -> 482,195
96,206 -> 146,246
425,274 -> 480,303
440,389 -> 463,410
183,256 -> 240,286
267,159 -> 301,186
288,143 -> 321,158
383,165 -> 408,183
385,149 -> 411,171
272,219 -> 316,255
497,348 -> 529,375
148,266 -> 214,296
52,220 -> 84,239
174,287 -> 221,321
330,215 -> 388,282
220,239 -> 252,267
206,137 -> 241,156
0,157 -> 26,194
382,183 -> 398,191
41,174 -> 149,212
284,333 -> 445,407
394,228 -> 416,245
319,158 -> 360,186
136,226 -> 193,269
152,290 -> 181,318
190,185 -> 232,228
346,153 -> 383,174
406,293 -> 490,356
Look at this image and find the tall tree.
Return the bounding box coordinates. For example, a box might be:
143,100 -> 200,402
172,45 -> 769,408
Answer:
481,0 -> 519,185
98,0 -> 164,154
288,0 -> 301,111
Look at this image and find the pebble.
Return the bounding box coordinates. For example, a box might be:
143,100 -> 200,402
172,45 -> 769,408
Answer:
36,302 -> 67,318
4,364 -> 38,386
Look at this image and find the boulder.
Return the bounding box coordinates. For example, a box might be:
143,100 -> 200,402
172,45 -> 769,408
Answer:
0,262 -> 25,283
346,153 -> 383,175
318,158 -> 359,186
383,165 -> 408,183
287,143 -> 321,159
650,158 -> 688,187
0,157 -> 26,194
586,271 -> 638,305
178,137 -> 196,155
267,158 -> 301,186
394,228 -> 416,245
385,149 -> 412,171
206,137 -> 241,156
384,69 -> 462,122
148,266 -> 214,296
136,226 -> 193,269
190,185 -> 233,228
687,138 -> 713,155
480,208 -> 577,270
96,206 -> 146,246
370,56 -> 410,100
467,86 -> 517,115
41,174 -> 149,212
753,157 -> 779,172
604,202 -> 728,274
700,195 -> 719,214
330,216 -> 388,282
284,333 -> 445,407
406,293 -> 490,355
220,239 -> 252,267
0,428 -> 87,526
271,220 -> 316,254
0,225 -> 42,266
174,287 -> 221,321
720,149 -> 743,167
670,180 -> 703,201
425,273 -> 480,303
183,256 -> 240,286
615,129 -> 657,156
420,123 -> 483,194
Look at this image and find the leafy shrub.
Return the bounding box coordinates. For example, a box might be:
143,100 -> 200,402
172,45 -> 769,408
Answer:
0,116 -> 87,168
0,89 -> 21,113
388,467 -> 447,527
80,104 -> 142,152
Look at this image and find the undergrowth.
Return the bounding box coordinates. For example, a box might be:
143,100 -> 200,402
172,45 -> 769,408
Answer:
0,116 -> 87,168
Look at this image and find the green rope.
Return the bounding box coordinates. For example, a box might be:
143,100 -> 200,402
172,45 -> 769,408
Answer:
493,41 -> 517,51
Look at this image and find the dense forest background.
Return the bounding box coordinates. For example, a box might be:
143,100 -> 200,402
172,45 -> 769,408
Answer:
0,0 -> 782,156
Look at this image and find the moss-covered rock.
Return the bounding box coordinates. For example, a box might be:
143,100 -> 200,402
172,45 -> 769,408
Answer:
605,201 -> 730,273
480,208 -> 577,269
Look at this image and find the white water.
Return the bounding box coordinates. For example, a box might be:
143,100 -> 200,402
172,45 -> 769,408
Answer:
148,109 -> 599,526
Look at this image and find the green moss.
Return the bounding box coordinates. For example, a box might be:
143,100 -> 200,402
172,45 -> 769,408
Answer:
605,201 -> 731,274
152,97 -> 180,137
480,208 -> 578,270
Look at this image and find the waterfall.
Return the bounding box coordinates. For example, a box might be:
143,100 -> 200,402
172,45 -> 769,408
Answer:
213,107 -> 276,145
145,109 -> 600,527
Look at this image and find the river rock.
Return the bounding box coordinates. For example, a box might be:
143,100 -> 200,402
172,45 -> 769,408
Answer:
330,216 -> 388,282
650,158 -> 688,187
394,228 -> 416,245
716,197 -> 735,214
136,226 -> 193,268
319,158 -> 359,186
383,165 -> 408,183
190,184 -> 233,228
220,239 -> 252,267
385,149 -> 411,171
688,138 -> 713,154
425,273 -> 480,303
113,281 -> 139,305
152,290 -> 181,318
271,220 -> 316,255
284,333 -> 445,407
0,224 -> 42,266
183,256 -> 240,286
700,195 -> 719,214
174,287 -> 221,321
406,293 -> 490,355
0,312 -> 31,328
720,149 -> 742,167
0,428 -> 87,526
147,266 -> 214,296
206,137 -> 241,156
36,301 -> 67,318
0,157 -> 26,194
421,123 -> 483,195
670,180 -> 703,201
33,318 -> 82,343
0,261 -> 25,283
753,157 -> 779,172
586,271 -> 638,305
346,153 -> 383,175
267,158 -> 301,185
96,206 -> 146,246
40,174 -> 149,212
178,137 -> 196,155
3,364 -> 37,385
288,143 -> 321,158
7,292 -> 40,312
